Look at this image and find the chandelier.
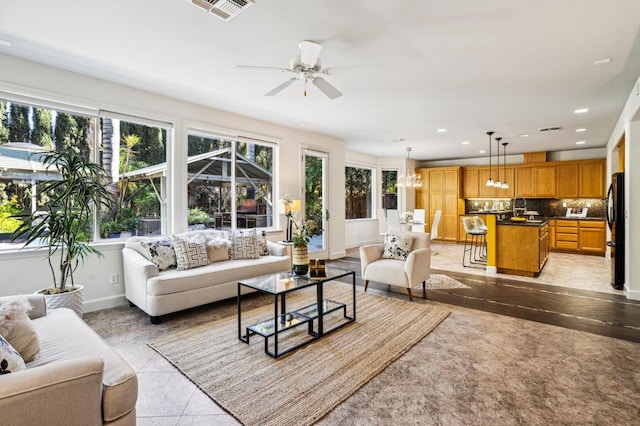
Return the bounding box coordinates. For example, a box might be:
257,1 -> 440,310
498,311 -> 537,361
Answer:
397,147 -> 423,188
501,141 -> 509,189
485,131 -> 495,186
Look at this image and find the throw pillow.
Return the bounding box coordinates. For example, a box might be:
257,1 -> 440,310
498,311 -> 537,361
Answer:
381,233 -> 414,261
228,231 -> 260,260
205,236 -> 231,263
0,335 -> 26,374
140,239 -> 177,271
171,234 -> 210,271
255,229 -> 270,256
0,296 -> 40,363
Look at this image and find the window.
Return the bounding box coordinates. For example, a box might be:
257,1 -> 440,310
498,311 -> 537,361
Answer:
100,115 -> 169,239
381,169 -> 398,211
187,132 -> 275,231
345,166 -> 373,219
0,98 -> 100,249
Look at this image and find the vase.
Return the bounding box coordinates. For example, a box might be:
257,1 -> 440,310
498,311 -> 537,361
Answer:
36,285 -> 84,318
292,244 -> 310,275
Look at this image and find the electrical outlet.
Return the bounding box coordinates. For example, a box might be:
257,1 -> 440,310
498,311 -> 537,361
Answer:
109,273 -> 118,285
586,202 -> 592,208
562,202 -> 567,208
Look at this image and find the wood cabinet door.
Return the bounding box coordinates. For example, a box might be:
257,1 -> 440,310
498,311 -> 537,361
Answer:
417,169 -> 430,190
579,162 -> 605,198
515,167 -> 534,197
556,164 -> 579,198
429,170 -> 444,192
534,166 -> 556,197
496,167 -> 515,198
549,219 -> 556,249
578,221 -> 605,254
445,169 -> 459,192
462,169 -> 479,198
478,168 -> 498,198
443,192 -> 459,240
416,192 -> 429,213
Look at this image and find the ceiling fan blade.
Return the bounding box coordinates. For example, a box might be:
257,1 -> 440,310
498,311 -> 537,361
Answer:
312,77 -> 342,99
298,40 -> 322,67
265,78 -> 298,96
235,65 -> 292,72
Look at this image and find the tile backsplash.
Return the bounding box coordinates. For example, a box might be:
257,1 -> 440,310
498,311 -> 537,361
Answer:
465,198 -> 605,218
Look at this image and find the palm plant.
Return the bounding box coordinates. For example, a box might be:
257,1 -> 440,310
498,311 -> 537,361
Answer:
12,151 -> 114,292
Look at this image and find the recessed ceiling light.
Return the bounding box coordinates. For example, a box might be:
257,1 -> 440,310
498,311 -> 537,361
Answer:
576,141 -> 586,145
479,150 -> 486,154
437,128 -> 447,133
0,39 -> 11,48
461,141 -> 470,145
575,128 -> 587,132
520,134 -> 530,137
574,108 -> 589,114
593,58 -> 612,66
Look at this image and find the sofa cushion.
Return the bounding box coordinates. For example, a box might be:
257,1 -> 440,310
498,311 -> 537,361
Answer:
255,230 -> 270,256
0,296 -> 40,363
382,233 -> 414,261
228,231 -> 260,260
0,335 -> 26,374
205,235 -> 231,263
171,234 -> 210,270
28,308 -> 138,422
146,256 -> 291,296
140,239 -> 177,271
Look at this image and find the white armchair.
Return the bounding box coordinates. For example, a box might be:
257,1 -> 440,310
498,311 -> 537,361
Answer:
359,231 -> 431,301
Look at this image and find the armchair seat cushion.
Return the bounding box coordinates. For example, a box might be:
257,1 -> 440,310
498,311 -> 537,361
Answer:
363,258 -> 411,287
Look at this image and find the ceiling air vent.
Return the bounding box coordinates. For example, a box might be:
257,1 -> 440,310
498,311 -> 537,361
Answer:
538,126 -> 563,133
187,0 -> 254,22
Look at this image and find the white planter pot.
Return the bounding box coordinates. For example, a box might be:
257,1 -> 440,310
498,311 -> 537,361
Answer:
36,285 -> 84,318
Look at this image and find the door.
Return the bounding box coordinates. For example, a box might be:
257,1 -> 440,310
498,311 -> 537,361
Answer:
303,150 -> 328,259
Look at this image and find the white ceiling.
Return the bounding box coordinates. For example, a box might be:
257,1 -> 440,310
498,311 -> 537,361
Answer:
1,0 -> 639,161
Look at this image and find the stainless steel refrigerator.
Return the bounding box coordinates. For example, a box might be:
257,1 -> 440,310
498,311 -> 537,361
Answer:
606,172 -> 625,290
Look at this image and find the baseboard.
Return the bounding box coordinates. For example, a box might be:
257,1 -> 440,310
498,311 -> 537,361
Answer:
624,284 -> 640,301
84,294 -> 128,313
486,266 -> 498,276
330,250 -> 347,259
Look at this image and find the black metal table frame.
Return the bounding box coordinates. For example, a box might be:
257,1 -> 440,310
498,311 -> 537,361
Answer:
237,270 -> 356,358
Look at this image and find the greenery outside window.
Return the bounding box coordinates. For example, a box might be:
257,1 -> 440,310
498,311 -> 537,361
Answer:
381,169 -> 398,212
345,166 -> 373,220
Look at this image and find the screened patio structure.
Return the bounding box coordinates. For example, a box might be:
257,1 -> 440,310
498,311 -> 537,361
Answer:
0,143 -> 62,214
120,147 -> 274,232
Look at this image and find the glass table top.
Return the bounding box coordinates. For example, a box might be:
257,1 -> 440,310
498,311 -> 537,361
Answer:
239,268 -> 353,295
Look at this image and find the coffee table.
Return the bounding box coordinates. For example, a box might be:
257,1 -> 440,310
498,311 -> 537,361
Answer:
237,268 -> 356,358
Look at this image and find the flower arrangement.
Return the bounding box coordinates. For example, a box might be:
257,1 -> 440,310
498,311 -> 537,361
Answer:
291,217 -> 320,247
280,194 -> 294,217
400,211 -> 414,222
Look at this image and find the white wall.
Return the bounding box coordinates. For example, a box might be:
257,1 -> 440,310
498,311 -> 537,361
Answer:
0,53 -> 346,311
605,76 -> 640,300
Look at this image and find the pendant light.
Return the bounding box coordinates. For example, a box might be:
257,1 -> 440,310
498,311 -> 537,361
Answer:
493,137 -> 502,187
501,142 -> 509,189
485,131 -> 494,186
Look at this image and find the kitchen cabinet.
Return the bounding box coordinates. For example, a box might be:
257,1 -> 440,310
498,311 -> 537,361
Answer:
416,166 -> 461,241
514,165 -> 555,198
515,167 -> 535,197
497,167 -> 515,198
556,164 -> 579,198
549,219 -> 556,249
556,161 -> 605,198
578,220 -> 606,255
462,169 -> 479,198
579,162 -> 605,198
551,219 -> 605,255
497,222 -> 549,277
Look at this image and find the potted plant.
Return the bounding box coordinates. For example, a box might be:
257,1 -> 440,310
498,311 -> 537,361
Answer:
12,151 -> 114,317
291,217 -> 320,275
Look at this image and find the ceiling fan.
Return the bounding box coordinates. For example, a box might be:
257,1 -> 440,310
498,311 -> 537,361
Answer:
235,40 -> 343,99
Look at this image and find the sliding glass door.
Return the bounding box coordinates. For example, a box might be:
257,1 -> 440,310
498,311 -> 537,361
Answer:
303,150 -> 328,259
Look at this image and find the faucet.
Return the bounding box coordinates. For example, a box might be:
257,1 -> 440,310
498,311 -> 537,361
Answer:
513,196 -> 527,217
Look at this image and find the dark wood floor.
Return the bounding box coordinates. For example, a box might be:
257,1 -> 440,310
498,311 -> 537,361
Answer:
328,258 -> 640,343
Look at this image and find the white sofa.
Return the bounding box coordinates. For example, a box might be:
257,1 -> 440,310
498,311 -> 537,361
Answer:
122,229 -> 290,323
0,294 -> 138,426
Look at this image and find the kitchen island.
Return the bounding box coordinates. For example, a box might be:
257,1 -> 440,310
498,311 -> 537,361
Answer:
496,218 -> 550,277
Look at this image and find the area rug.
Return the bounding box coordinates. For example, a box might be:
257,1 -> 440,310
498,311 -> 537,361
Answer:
148,286 -> 450,426
418,274 -> 470,290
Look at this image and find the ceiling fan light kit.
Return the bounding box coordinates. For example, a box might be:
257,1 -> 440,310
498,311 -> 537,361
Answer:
236,40 -> 343,99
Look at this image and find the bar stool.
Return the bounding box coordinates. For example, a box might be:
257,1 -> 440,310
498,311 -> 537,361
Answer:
462,217 -> 486,268
473,215 -> 488,259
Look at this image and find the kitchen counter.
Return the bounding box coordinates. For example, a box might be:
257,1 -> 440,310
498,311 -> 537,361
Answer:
497,218 -> 549,227
496,220 -> 550,277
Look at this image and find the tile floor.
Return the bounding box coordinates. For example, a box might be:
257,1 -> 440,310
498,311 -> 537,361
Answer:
84,242 -> 626,425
